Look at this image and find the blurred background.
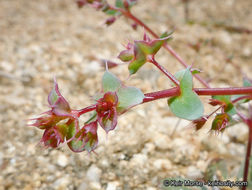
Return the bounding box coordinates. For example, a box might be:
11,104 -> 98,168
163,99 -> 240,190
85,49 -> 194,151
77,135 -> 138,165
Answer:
0,0 -> 251,189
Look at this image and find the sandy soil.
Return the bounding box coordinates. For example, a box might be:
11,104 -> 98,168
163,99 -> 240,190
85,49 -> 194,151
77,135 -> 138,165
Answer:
0,0 -> 252,189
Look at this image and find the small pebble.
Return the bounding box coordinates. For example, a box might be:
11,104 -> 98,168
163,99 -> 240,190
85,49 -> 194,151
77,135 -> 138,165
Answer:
86,165 -> 102,183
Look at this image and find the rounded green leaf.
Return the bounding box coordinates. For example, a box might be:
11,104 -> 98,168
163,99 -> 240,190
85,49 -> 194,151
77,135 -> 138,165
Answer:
168,91 -> 204,120
168,68 -> 204,120
102,71 -> 121,92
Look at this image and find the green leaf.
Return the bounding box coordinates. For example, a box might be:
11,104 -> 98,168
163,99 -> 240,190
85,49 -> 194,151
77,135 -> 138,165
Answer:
117,86 -> 145,112
128,51 -> 146,75
136,36 -> 169,56
168,68 -> 204,120
102,71 -> 121,92
191,68 -> 201,75
136,40 -> 162,55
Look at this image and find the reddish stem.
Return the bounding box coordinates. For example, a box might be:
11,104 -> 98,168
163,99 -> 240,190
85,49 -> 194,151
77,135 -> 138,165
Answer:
76,104 -> 97,117
115,8 -> 210,88
143,87 -> 180,103
143,86 -> 252,103
232,95 -> 252,104
207,105 -> 223,118
242,119 -> 252,190
195,87 -> 252,96
150,57 -> 180,87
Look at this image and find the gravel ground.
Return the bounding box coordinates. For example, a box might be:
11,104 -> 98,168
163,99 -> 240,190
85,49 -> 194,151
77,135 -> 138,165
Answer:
0,0 -> 252,190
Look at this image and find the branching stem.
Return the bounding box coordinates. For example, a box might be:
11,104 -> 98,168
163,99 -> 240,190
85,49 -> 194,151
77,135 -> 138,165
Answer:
109,6 -> 210,88
149,57 -> 180,87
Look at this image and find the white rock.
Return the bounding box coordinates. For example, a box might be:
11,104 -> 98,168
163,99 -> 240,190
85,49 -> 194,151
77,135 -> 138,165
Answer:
56,153 -> 68,167
228,143 -> 245,156
226,123 -> 248,143
147,187 -> 157,190
216,31 -> 232,46
171,138 -> 187,147
100,159 -> 109,168
83,61 -> 100,74
53,176 -> 70,188
142,143 -> 155,155
78,182 -> 88,190
216,133 -> 230,144
71,52 -> 83,64
131,154 -> 148,167
106,182 -> 119,190
242,47 -> 251,57
89,182 -> 101,190
153,133 -> 171,150
153,159 -> 172,170
86,165 -> 102,183
0,61 -> 13,72
186,166 -> 203,180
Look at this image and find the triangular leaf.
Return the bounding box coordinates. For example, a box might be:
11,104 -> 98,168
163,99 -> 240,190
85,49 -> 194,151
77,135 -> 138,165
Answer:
136,36 -> 170,55
117,86 -> 145,112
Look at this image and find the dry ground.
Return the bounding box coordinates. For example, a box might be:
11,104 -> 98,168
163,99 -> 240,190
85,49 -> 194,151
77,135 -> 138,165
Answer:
0,0 -> 252,189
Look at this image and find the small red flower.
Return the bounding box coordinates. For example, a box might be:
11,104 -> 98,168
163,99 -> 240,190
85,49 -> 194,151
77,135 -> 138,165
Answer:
96,92 -> 118,133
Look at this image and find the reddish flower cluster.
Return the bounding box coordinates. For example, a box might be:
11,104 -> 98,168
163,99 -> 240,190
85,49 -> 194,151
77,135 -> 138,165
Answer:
30,68 -> 145,153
